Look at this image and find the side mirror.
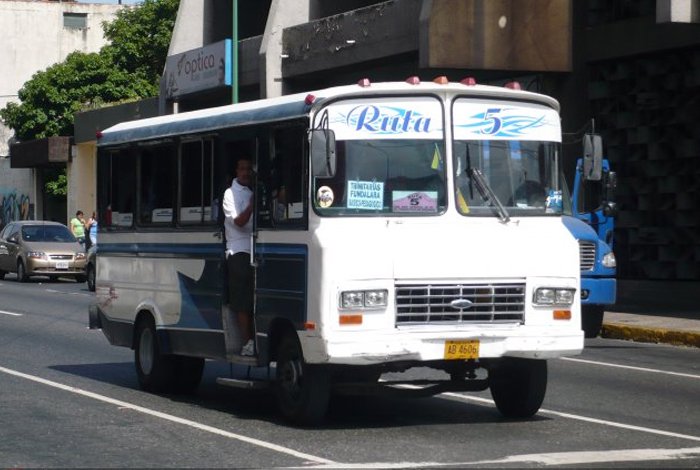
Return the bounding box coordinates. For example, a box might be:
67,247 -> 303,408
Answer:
7,234 -> 18,244
310,129 -> 337,178
583,134 -> 603,181
603,201 -> 618,217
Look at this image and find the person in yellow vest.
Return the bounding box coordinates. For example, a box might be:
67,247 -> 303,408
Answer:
70,210 -> 87,247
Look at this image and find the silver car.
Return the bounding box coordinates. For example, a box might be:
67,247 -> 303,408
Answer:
0,221 -> 87,282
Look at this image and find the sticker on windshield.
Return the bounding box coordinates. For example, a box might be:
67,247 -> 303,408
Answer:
392,191 -> 438,213
316,186 -> 334,208
546,189 -> 563,214
347,180 -> 384,210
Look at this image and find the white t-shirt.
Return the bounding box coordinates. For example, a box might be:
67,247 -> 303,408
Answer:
223,178 -> 253,254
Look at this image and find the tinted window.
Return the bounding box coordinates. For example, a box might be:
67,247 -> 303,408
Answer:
179,139 -> 215,224
139,145 -> 176,225
21,225 -> 75,242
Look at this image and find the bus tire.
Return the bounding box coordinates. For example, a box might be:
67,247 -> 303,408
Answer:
173,356 -> 205,394
134,317 -> 177,393
489,358 -> 547,419
274,332 -> 330,426
582,305 -> 604,338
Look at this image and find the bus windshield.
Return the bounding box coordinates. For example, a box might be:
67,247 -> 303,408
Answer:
312,96 -> 446,216
453,139 -> 571,217
313,139 -> 446,216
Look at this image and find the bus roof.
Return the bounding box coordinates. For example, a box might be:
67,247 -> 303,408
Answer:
97,81 -> 560,147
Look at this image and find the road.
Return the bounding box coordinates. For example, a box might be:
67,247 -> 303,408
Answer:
1,275 -> 699,468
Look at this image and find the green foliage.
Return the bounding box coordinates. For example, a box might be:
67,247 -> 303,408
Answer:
45,168 -> 68,197
102,0 -> 180,86
0,0 -> 179,142
1,52 -> 154,141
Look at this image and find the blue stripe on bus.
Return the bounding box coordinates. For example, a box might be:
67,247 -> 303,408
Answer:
97,243 -> 222,257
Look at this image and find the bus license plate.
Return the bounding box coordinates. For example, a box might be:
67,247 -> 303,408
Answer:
56,261 -> 69,270
444,340 -> 479,360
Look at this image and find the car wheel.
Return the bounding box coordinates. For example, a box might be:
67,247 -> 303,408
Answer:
134,316 -> 177,393
582,305 -> 604,338
86,264 -> 96,292
274,332 -> 330,426
16,260 -> 28,283
489,358 -> 547,419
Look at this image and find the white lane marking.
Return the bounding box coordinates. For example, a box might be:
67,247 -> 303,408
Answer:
468,446 -> 700,466
437,392 -> 700,442
0,365 -> 335,466
285,447 -> 700,468
0,309 -> 23,316
561,356 -> 700,380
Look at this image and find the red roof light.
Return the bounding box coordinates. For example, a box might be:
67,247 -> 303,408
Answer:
357,78 -> 371,87
505,81 -> 521,90
460,77 -> 477,86
405,76 -> 420,85
304,94 -> 316,105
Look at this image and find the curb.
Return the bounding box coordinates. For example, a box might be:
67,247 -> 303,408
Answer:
601,323 -> 700,348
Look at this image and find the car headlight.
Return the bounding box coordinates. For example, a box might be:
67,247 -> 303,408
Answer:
340,289 -> 388,310
75,252 -> 86,260
27,251 -> 47,259
534,287 -> 576,306
602,251 -> 616,268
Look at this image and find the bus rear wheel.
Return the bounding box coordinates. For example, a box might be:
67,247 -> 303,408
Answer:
134,317 -> 177,393
489,358 -> 547,419
274,332 -> 330,426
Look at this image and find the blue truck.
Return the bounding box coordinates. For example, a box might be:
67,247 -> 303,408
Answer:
566,135 -> 617,338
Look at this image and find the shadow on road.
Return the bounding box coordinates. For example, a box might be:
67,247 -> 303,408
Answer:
49,360 -> 550,429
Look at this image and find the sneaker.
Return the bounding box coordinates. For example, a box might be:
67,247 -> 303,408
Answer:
240,339 -> 255,356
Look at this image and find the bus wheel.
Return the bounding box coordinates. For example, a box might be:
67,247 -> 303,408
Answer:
582,305 -> 604,338
134,317 -> 176,393
489,358 -> 547,419
173,356 -> 205,394
274,333 -> 330,426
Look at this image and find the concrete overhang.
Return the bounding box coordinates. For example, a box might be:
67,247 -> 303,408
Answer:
74,98 -> 159,144
240,35 -> 262,87
10,137 -> 71,168
281,0 -> 421,78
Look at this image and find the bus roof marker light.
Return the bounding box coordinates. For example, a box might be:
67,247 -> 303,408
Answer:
433,76 -> 449,85
505,81 -> 521,90
405,76 -> 420,85
304,94 -> 316,105
95,131 -> 103,139
357,78 -> 371,87
460,77 -> 477,86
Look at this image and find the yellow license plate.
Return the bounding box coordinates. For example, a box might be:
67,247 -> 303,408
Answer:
444,340 -> 480,360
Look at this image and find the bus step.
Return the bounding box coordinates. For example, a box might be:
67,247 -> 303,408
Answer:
216,377 -> 269,390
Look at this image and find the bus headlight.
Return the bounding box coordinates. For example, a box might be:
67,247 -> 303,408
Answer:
340,289 -> 388,310
602,251 -> 616,268
534,287 -> 575,306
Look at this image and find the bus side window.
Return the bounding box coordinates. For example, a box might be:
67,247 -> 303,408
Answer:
139,144 -> 176,226
99,149 -> 136,228
270,125 -> 307,227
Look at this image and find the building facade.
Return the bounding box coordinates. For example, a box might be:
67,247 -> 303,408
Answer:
0,0 -> 124,226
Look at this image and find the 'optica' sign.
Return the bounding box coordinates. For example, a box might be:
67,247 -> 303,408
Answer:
165,39 -> 232,99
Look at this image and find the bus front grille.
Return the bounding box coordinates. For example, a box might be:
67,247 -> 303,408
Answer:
579,241 -> 596,271
395,283 -> 526,324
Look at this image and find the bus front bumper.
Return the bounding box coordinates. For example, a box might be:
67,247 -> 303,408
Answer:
306,327 -> 583,366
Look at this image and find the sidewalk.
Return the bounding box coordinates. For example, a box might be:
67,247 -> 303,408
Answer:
601,311 -> 700,348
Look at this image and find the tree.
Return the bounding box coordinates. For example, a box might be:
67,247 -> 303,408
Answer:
1,52 -> 153,141
102,0 -> 180,87
0,0 -> 179,142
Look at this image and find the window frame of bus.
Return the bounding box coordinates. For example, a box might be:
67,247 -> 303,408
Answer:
98,147 -> 137,230
178,136 -> 216,226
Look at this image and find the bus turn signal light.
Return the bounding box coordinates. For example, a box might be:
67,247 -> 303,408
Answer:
553,310 -> 572,320
339,314 -> 363,325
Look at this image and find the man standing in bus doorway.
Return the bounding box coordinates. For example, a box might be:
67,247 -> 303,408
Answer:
223,157 -> 255,356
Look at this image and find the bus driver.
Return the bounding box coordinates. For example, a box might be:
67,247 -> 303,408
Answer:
222,157 -> 255,356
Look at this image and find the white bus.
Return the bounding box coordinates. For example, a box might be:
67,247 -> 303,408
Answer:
89,77 -> 583,425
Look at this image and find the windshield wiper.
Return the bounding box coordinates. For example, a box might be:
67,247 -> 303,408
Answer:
467,168 -> 511,223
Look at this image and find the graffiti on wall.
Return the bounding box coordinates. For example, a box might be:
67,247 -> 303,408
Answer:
0,189 -> 31,228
